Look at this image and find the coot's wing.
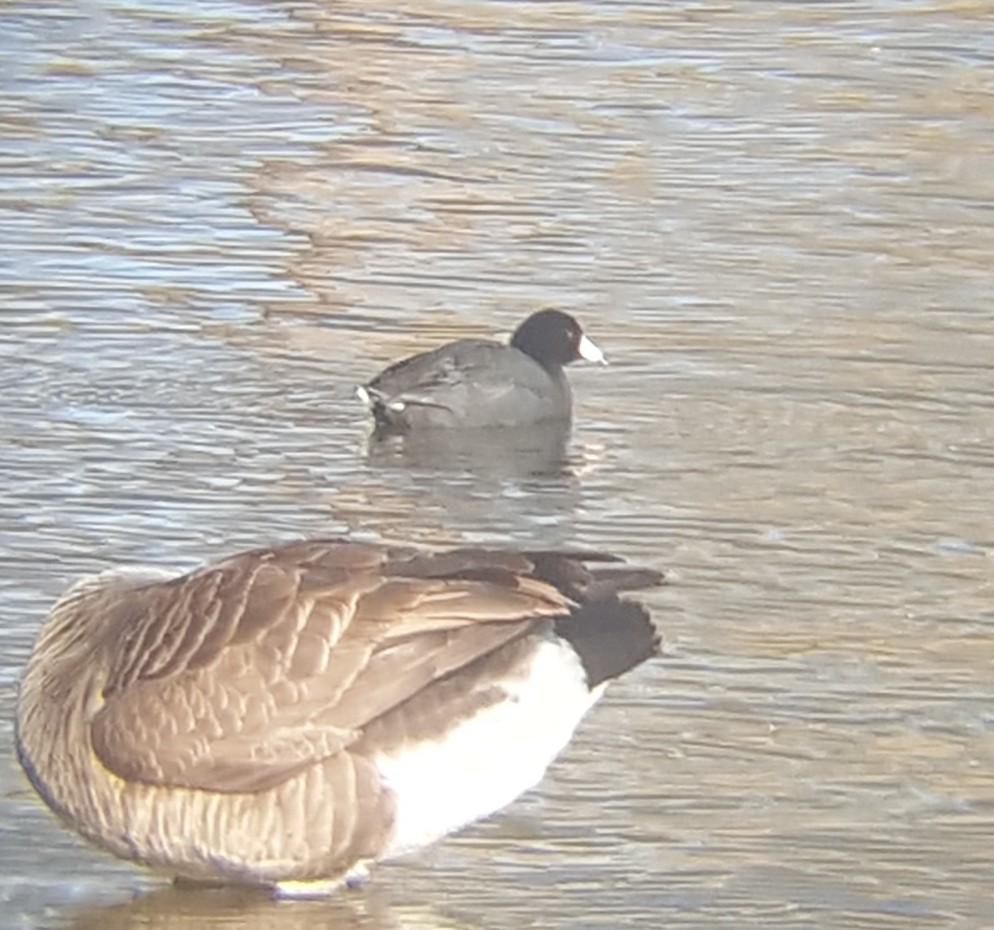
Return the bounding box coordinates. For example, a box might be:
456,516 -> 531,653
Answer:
364,341 -> 560,428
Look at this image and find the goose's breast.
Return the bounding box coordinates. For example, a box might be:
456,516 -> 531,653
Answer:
367,635 -> 604,860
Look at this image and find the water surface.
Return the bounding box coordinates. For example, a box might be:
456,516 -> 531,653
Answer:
3,1 -> 994,928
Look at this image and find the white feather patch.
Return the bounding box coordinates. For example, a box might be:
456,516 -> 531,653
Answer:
372,636 -> 604,859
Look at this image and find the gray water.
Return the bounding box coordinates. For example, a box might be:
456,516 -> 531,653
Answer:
3,1 -> 994,927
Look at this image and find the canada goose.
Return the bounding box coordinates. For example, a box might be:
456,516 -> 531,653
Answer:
16,539 -> 661,895
357,309 -> 606,434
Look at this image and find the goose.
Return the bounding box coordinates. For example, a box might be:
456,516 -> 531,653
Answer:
16,538 -> 660,895
357,309 -> 605,434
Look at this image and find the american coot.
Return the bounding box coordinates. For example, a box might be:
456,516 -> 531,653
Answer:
357,309 -> 605,433
17,538 -> 661,895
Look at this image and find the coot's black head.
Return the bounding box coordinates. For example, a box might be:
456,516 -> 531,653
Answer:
509,310 -> 605,370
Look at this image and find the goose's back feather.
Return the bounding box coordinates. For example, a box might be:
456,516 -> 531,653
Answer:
86,542 -> 566,794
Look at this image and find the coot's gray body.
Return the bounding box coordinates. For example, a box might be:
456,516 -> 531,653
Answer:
359,310 -> 604,434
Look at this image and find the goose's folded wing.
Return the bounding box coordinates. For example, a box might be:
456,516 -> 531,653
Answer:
89,544 -> 568,794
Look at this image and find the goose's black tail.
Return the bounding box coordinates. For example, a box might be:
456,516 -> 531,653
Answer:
555,597 -> 661,689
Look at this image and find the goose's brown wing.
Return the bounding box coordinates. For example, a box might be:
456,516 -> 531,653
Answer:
88,541 -> 568,794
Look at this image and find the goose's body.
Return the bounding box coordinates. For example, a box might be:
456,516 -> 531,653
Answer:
16,539 -> 660,893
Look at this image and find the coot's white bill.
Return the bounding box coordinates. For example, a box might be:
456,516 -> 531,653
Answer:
577,333 -> 606,365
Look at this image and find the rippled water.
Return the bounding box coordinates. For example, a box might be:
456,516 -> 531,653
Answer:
3,1 -> 994,928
